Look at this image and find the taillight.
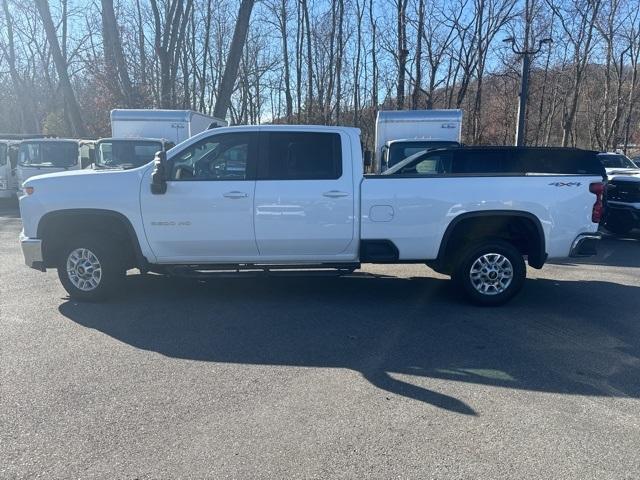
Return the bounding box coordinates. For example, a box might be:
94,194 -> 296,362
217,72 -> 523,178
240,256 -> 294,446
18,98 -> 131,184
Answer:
589,182 -> 604,223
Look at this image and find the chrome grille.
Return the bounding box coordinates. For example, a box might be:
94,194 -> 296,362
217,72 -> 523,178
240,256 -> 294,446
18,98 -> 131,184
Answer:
607,180 -> 640,203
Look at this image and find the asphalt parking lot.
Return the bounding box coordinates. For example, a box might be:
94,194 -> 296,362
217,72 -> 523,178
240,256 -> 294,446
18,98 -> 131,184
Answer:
2,199 -> 640,479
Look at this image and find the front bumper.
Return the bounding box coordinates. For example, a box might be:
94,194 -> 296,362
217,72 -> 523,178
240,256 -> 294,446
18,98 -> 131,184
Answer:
0,189 -> 16,199
569,232 -> 602,258
20,233 -> 45,271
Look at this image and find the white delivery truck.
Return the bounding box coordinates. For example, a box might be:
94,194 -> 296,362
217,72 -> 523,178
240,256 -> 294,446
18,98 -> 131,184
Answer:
374,109 -> 463,172
16,139 -> 88,190
110,109 -> 227,145
0,140 -> 20,198
90,138 -> 172,170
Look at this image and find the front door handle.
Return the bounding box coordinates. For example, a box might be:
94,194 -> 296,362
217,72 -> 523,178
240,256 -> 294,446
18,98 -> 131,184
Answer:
223,191 -> 248,199
322,190 -> 350,198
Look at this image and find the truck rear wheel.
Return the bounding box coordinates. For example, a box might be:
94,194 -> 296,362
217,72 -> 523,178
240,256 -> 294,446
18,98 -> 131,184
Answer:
57,235 -> 125,301
453,240 -> 526,306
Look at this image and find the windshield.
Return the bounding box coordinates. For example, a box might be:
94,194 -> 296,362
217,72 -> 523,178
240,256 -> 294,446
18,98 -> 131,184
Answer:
383,149 -> 454,176
599,154 -> 638,169
386,141 -> 459,168
0,144 -> 6,167
18,142 -> 79,168
383,150 -> 428,175
96,140 -> 162,168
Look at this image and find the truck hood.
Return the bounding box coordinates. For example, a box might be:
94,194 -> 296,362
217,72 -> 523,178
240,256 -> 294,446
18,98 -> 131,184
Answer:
23,164 -> 149,187
608,174 -> 640,184
22,164 -> 152,207
605,167 -> 640,178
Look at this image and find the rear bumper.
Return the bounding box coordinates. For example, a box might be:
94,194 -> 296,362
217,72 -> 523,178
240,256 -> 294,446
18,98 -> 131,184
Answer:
606,201 -> 640,221
569,232 -> 601,258
20,233 -> 45,271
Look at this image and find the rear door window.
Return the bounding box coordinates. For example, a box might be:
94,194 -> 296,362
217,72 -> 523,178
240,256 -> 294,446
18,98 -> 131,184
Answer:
259,132 -> 342,180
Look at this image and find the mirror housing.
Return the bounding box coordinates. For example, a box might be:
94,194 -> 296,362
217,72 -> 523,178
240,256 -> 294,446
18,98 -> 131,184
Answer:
151,150 -> 168,195
363,150 -> 373,169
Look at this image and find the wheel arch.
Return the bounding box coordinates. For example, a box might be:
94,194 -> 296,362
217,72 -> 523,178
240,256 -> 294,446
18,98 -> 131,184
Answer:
37,208 -> 147,269
434,210 -> 547,273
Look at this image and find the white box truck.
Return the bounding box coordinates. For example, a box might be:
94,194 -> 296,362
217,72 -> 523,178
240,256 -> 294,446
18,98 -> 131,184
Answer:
110,109 -> 227,146
374,109 -> 463,172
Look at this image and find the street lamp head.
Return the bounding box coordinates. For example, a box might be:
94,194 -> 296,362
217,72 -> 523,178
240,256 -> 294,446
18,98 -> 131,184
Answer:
540,38 -> 553,45
502,37 -> 515,44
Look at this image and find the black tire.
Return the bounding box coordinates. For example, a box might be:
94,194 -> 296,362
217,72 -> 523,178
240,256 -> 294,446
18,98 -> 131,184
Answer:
605,213 -> 634,236
452,240 -> 526,306
57,234 -> 125,301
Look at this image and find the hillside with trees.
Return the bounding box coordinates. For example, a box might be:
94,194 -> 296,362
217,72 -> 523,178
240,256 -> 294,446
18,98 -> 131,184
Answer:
0,0 -> 638,152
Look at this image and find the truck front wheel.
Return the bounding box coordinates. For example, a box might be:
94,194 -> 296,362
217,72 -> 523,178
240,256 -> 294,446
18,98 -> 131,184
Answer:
453,240 -> 526,306
57,235 -> 125,301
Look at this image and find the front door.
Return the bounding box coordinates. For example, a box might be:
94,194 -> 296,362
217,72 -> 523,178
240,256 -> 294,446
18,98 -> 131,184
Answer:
140,131 -> 259,262
253,131 -> 355,258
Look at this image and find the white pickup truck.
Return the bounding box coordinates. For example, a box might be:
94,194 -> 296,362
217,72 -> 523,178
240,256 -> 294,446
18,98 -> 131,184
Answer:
19,126 -> 605,305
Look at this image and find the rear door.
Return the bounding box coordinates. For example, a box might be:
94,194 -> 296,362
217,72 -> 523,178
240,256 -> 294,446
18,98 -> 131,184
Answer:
253,131 -> 355,258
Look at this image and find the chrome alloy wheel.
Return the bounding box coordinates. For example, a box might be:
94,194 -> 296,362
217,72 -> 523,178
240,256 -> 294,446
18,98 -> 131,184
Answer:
469,253 -> 514,296
66,248 -> 102,291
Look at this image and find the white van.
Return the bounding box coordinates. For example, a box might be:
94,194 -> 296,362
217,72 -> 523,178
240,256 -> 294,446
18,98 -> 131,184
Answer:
374,109 -> 463,171
110,109 -> 227,145
17,139 -> 83,189
0,140 -> 20,198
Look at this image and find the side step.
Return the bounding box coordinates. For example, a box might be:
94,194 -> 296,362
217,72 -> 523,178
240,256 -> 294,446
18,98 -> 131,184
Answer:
165,263 -> 360,279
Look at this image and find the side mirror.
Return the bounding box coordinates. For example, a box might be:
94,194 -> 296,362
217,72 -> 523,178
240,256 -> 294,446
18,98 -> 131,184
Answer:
363,150 -> 373,169
151,150 -> 168,195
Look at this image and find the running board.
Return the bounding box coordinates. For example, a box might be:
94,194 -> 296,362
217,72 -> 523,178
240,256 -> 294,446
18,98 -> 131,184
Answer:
165,263 -> 360,279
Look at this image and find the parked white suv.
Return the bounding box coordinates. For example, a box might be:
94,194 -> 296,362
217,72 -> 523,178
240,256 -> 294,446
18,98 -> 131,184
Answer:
19,126 -> 605,305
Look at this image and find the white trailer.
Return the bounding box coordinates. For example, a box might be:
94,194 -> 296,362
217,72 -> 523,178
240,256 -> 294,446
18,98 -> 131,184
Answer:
374,109 -> 463,171
110,109 -> 227,146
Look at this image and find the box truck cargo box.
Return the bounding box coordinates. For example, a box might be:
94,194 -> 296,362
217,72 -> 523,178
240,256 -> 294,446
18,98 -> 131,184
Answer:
375,109 -> 463,171
111,109 -> 227,145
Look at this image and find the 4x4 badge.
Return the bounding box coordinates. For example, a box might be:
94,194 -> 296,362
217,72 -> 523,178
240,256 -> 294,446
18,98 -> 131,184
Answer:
549,182 -> 582,187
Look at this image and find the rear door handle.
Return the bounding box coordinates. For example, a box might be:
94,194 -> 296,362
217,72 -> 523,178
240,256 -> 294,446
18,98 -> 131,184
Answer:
223,191 -> 248,199
322,190 -> 350,198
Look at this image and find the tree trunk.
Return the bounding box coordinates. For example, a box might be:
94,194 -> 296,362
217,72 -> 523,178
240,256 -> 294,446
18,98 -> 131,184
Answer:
34,0 -> 87,137
412,0 -> 424,109
396,0 -> 408,110
279,0 -> 293,120
369,0 -> 378,109
101,0 -> 134,105
302,0 -> 314,121
213,0 -> 256,121
0,0 -> 39,132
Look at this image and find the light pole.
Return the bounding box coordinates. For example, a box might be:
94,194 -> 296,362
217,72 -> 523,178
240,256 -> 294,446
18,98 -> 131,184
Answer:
503,37 -> 553,146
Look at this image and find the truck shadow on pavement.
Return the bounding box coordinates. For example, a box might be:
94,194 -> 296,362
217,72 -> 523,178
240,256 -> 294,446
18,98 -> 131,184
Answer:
59,273 -> 640,416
